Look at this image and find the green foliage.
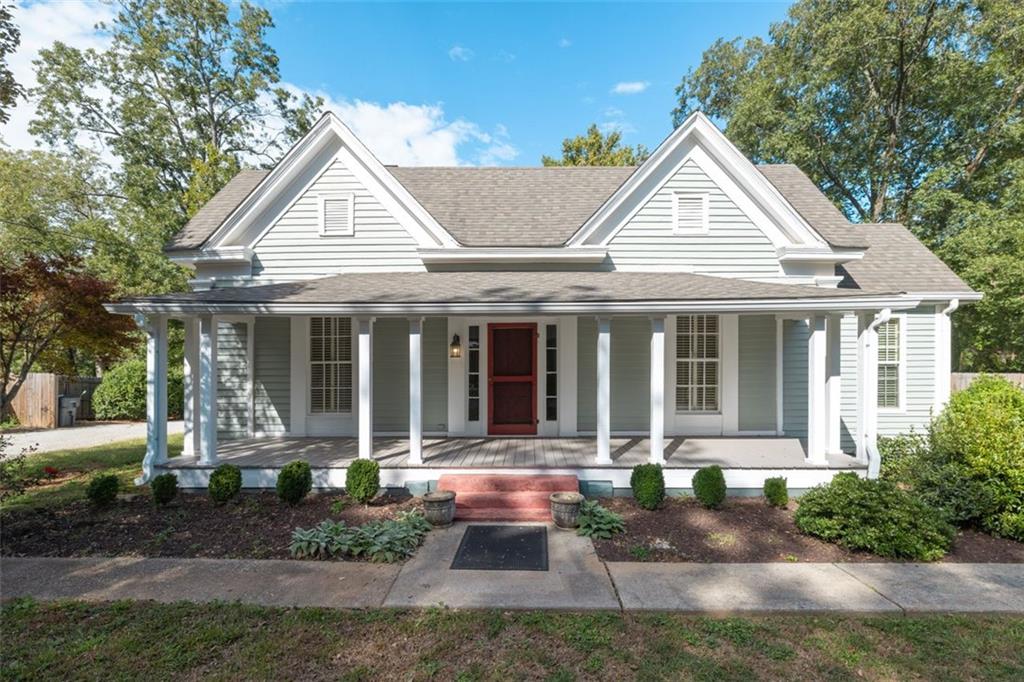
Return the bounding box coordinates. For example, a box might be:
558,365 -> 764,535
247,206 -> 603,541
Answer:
0,435 -> 37,502
345,459 -> 380,505
629,464 -> 665,510
576,500 -> 625,539
85,473 -> 119,507
795,473 -> 954,561
0,1 -> 23,125
763,477 -> 788,508
879,431 -> 931,483
92,358 -> 185,421
289,510 -> 432,563
150,472 -> 178,506
208,465 -> 242,505
692,466 -> 726,509
542,124 -> 649,166
276,461 -> 313,506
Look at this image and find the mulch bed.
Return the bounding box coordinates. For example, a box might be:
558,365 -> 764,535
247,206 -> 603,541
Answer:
593,497 -> 1024,563
0,491 -> 420,560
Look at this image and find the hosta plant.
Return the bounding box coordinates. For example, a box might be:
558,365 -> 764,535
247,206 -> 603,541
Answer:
576,500 -> 625,539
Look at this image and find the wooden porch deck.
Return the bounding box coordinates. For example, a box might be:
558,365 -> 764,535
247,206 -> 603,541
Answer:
165,436 -> 864,470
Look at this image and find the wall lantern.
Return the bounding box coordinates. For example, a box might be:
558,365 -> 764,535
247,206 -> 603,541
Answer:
449,334 -> 462,359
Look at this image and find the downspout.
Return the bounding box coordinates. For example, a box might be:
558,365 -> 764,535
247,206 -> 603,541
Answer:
941,298 -> 960,317
864,308 -> 891,479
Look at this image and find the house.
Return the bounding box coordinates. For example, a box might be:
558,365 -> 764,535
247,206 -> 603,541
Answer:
106,111 -> 978,496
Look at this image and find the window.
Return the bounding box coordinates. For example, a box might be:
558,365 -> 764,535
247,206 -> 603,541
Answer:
467,325 -> 480,421
545,324 -> 557,421
675,314 -> 719,412
877,318 -> 901,409
672,192 -> 709,235
310,317 -> 352,413
319,194 -> 354,236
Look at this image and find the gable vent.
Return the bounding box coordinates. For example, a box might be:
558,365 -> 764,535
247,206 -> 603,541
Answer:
673,192 -> 709,235
319,194 -> 354,236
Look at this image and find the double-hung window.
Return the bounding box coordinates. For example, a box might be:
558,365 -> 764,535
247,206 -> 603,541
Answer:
675,314 -> 719,412
310,317 -> 352,413
877,318 -> 902,409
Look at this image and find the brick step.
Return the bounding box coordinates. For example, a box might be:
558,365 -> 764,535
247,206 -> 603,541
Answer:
454,491 -> 554,511
437,474 -> 578,494
454,508 -> 553,522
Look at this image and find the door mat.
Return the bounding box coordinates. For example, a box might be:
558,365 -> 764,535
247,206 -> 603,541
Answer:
450,525 -> 549,571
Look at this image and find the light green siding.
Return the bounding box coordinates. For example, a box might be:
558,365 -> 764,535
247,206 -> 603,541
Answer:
782,319 -> 808,438
577,317 -> 650,432
372,318 -> 448,432
253,317 -> 290,434
423,318 -> 449,432
738,315 -> 776,431
216,321 -> 249,440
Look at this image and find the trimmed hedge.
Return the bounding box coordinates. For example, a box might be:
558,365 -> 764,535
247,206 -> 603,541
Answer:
630,464 -> 665,510
93,358 -> 184,421
346,459 -> 380,504
208,464 -> 242,505
86,473 -> 119,507
763,477 -> 788,508
795,472 -> 954,561
150,472 -> 178,505
277,461 -> 313,505
692,466 -> 726,509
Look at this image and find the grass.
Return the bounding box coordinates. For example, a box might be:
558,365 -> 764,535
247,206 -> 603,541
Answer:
1,600 -> 1022,681
1,434 -> 183,513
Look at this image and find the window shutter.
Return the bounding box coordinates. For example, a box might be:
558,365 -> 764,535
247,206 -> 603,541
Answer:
674,193 -> 708,234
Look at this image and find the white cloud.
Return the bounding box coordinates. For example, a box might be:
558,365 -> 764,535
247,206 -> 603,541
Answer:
1,1 -> 115,151
558,37 -> 572,48
448,45 -> 474,62
496,50 -> 516,64
611,81 -> 650,95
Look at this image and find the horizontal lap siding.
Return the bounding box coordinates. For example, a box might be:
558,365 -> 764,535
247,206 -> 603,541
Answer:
607,160 -> 780,276
840,315 -> 859,452
252,159 -> 424,279
217,321 -> 249,440
373,318 -> 448,433
577,317 -> 650,432
253,318 -> 290,434
738,315 -> 776,431
782,319 -> 808,438
423,318 -> 449,432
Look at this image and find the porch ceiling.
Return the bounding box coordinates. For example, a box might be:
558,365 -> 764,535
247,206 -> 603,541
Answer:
164,436 -> 865,471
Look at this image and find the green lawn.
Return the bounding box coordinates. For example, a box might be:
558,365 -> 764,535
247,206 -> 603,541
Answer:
1,600 -> 1022,681
1,434 -> 182,513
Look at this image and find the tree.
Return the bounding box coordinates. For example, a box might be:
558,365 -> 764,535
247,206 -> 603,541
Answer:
0,256 -> 135,419
542,124 -> 649,166
0,0 -> 22,124
674,0 -> 1024,370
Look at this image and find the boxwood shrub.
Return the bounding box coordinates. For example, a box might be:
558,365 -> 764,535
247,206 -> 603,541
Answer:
346,459 -> 380,504
150,472 -> 178,505
763,476 -> 788,508
630,463 -> 665,510
277,461 -> 313,505
86,473 -> 119,507
208,464 -> 242,505
794,472 -> 954,561
92,358 -> 184,421
692,465 -> 726,509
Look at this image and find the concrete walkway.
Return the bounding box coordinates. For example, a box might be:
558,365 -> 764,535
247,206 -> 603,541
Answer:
2,421 -> 184,456
3,536 -> 1023,613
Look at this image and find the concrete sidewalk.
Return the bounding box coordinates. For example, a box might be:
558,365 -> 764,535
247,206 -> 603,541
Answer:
3,421 -> 184,456
3,553 -> 1023,614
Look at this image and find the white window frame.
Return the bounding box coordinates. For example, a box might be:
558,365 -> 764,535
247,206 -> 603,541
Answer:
675,314 -> 720,414
309,316 -> 353,414
318,193 -> 355,237
671,191 -> 710,235
877,314 -> 906,413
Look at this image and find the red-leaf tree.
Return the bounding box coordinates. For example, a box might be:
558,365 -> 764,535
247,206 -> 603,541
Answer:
0,255 -> 135,418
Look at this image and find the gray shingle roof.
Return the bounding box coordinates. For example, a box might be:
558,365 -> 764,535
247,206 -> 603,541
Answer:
755,164 -> 867,249
839,224 -> 974,294
128,270 -> 891,307
166,169 -> 269,251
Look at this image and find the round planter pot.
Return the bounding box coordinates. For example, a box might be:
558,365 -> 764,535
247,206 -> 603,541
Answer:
422,490 -> 456,527
550,491 -> 585,530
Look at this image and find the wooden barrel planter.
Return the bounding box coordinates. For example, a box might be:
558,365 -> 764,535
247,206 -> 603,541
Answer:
422,490 -> 456,527
549,492 -> 584,529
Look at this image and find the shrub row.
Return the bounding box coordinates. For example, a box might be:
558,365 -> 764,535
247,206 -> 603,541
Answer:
92,359 -> 185,421
626,463 -> 787,509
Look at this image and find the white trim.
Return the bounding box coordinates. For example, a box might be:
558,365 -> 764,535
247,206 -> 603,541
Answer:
806,315 -> 828,464
182,318 -> 201,458
649,316 -> 666,463
138,314 -> 168,483
408,317 -> 423,464
596,317 -> 611,464
776,246 -> 864,264
671,191 -> 710,235
356,317 -> 374,458
876,313 -> 907,414
934,299 -> 959,413
318,193 -> 355,237
419,247 -> 608,265
198,315 -> 219,465
289,316 -> 308,436
168,246 -> 253,266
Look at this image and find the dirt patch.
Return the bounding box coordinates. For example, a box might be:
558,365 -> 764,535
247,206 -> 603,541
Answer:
1,491 -> 420,560
593,497 -> 1024,563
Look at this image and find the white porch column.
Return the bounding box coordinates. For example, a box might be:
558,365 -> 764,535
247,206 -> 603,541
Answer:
408,317 -> 423,465
198,315 -> 219,466
649,316 -> 666,464
182,317 -> 201,458
806,315 -> 828,464
138,314 -> 168,483
856,309 -> 889,476
825,315 -> 843,455
596,317 -> 612,464
934,299 -> 959,414
357,317 -> 374,459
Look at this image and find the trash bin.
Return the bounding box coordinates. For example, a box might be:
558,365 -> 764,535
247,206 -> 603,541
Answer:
58,395 -> 81,427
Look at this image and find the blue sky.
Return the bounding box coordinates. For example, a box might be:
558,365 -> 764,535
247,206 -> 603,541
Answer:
4,1 -> 792,166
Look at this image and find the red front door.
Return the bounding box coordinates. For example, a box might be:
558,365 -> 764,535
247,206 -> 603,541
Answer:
488,323 -> 537,435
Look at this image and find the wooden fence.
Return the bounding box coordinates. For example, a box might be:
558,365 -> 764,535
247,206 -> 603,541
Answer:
9,373 -> 102,428
951,373 -> 1024,393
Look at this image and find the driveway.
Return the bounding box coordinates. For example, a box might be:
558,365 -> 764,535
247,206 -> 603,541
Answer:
2,421 -> 184,457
